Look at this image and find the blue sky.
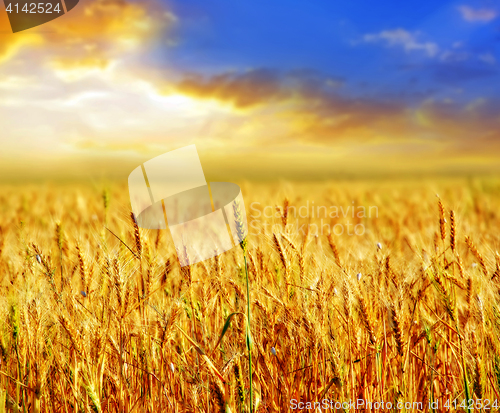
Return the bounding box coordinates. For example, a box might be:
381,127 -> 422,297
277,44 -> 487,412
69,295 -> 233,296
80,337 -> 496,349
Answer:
162,0 -> 500,103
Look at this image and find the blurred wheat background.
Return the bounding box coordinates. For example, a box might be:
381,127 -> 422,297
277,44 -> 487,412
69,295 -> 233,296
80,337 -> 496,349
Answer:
0,177 -> 498,412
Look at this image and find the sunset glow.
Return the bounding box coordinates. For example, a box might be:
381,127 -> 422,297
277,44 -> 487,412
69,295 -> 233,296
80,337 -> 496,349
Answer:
1,0 -> 500,179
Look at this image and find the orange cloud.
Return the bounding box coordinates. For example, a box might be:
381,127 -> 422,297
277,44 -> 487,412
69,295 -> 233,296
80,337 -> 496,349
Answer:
0,0 -> 175,69
0,11 -> 44,63
170,70 -> 406,142
170,69 -> 292,109
165,69 -> 500,161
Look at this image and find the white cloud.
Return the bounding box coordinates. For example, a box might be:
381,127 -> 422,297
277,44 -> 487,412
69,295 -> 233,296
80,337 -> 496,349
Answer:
478,53 -> 496,65
363,29 -> 439,57
0,58 -> 234,156
458,6 -> 497,22
440,50 -> 469,63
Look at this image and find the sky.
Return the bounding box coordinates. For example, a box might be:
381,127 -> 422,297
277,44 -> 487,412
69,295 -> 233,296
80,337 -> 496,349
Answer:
1,0 -> 500,180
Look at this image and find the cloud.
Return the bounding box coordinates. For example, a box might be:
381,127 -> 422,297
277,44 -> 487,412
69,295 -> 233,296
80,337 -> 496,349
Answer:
0,0 -> 191,158
440,50 -> 469,63
1,2 -> 500,177
0,11 -> 44,63
170,69 -> 291,109
1,60 -> 500,176
166,68 -> 500,151
363,29 -> 439,57
433,62 -> 498,84
169,69 -> 349,112
0,0 -> 175,70
479,53 -> 496,65
458,6 -> 497,22
438,48 -> 497,67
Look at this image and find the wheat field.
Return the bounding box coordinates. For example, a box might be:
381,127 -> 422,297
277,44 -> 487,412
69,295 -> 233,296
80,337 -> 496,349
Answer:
0,177 -> 500,412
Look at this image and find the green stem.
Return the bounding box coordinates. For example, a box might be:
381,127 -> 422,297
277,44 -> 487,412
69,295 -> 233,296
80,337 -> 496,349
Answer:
457,323 -> 471,413
244,253 -> 253,413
